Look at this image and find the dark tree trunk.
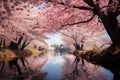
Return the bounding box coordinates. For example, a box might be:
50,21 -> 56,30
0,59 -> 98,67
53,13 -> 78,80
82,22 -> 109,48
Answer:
3,39 -> 5,49
99,15 -> 120,46
80,42 -> 84,50
9,58 -> 23,75
73,42 -> 84,76
75,45 -> 80,51
20,39 -> 30,68
0,39 -> 2,48
74,43 -> 81,51
112,71 -> 120,80
91,4 -> 120,79
8,42 -> 18,50
0,39 -> 6,49
9,36 -> 23,50
8,36 -> 24,75
98,11 -> 120,80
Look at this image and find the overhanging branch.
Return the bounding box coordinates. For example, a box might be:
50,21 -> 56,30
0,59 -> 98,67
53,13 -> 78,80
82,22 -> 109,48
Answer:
61,14 -> 95,26
47,0 -> 93,11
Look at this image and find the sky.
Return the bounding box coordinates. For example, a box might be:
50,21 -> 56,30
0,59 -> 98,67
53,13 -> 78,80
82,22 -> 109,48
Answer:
32,2 -> 46,10
45,33 -> 64,46
102,32 -> 110,38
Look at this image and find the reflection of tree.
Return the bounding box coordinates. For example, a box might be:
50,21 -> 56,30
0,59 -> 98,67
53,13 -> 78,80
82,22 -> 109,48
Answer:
72,51 -> 80,76
61,26 -> 107,77
8,35 -> 30,76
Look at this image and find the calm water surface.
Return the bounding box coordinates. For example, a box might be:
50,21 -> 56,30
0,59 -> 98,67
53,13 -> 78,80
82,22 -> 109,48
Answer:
41,52 -> 113,80
41,52 -> 65,80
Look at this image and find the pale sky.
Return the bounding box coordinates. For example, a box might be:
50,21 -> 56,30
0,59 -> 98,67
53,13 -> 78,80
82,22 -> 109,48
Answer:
102,32 -> 110,38
32,2 -> 46,10
45,33 -> 64,46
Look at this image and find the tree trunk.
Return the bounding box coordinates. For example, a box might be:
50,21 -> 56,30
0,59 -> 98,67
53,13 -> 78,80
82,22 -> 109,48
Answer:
112,71 -> 120,80
8,36 -> 24,75
74,43 -> 81,51
20,39 -> 30,68
98,13 -> 120,46
3,39 -> 5,49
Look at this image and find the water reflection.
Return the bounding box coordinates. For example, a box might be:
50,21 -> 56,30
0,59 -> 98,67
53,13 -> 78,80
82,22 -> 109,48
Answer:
0,51 -> 114,80
0,53 -> 48,80
62,54 -> 113,80
41,52 -> 65,80
41,52 -> 113,80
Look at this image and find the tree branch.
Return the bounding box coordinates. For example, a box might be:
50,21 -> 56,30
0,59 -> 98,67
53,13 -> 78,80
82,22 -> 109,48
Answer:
61,14 -> 95,26
72,5 -> 93,10
83,0 -> 94,7
100,43 -> 111,48
47,0 -> 93,10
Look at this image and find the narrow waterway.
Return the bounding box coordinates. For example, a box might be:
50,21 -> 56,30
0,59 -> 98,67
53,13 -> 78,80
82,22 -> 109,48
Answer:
0,51 -> 113,80
41,52 -> 113,80
41,52 -> 65,80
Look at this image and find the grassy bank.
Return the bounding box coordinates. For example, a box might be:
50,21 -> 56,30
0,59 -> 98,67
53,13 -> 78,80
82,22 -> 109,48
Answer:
0,48 -> 47,61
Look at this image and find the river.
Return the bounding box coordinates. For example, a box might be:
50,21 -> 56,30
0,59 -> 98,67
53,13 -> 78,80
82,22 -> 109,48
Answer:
0,51 -> 113,80
41,52 -> 65,80
41,51 -> 113,80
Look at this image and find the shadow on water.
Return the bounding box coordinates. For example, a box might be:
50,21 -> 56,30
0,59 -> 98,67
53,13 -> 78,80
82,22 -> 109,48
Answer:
41,51 -> 66,80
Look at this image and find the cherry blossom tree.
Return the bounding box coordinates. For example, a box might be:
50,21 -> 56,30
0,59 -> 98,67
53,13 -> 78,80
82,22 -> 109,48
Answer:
2,0 -> 119,47
22,0 -> 120,47
1,0 -> 120,79
61,26 -> 111,51
61,27 -> 88,51
0,0 -> 48,48
20,1 -> 120,79
0,0 -> 49,76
